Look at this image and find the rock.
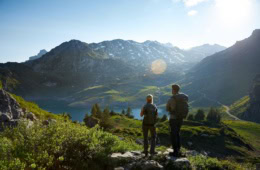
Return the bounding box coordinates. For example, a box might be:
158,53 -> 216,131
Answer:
142,160 -> 163,170
0,89 -> 26,131
166,157 -> 191,170
201,134 -> 209,137
0,90 -> 24,120
85,116 -> 99,128
166,148 -> 173,153
0,113 -> 11,122
42,119 -> 57,126
135,138 -> 143,145
111,149 -> 193,170
185,150 -> 199,156
114,167 -> 124,170
26,112 -> 37,121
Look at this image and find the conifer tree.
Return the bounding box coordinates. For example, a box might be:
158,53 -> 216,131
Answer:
195,109 -> 205,121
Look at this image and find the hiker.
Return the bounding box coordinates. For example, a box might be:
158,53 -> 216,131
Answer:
166,84 -> 189,157
140,94 -> 158,156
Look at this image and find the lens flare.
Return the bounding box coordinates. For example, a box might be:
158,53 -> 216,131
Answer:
151,59 -> 167,75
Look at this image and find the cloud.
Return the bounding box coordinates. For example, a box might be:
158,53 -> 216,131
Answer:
181,0 -> 208,7
187,10 -> 198,16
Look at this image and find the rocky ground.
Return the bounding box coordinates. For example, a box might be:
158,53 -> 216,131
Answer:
111,148 -> 208,170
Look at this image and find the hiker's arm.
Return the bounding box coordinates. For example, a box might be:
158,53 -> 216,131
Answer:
166,100 -> 171,112
140,107 -> 144,117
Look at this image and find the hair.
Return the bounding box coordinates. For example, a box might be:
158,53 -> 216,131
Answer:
146,94 -> 153,104
172,84 -> 180,93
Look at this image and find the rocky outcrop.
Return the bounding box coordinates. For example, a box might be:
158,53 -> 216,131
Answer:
110,149 -> 200,170
241,74 -> 260,123
0,89 -> 37,131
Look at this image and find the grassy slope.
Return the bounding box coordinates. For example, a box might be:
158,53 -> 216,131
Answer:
224,120 -> 260,152
11,93 -> 62,120
108,114 -> 260,163
229,96 -> 250,117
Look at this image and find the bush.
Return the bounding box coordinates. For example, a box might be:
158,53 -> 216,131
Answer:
207,108 -> 221,123
187,114 -> 194,120
0,121 -> 140,170
189,155 -> 244,170
195,109 -> 205,121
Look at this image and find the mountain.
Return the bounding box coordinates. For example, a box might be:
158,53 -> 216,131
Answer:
28,49 -> 47,61
182,29 -> 260,106
187,44 -> 226,62
0,38 -> 226,114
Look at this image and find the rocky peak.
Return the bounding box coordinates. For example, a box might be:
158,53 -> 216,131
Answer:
251,29 -> 260,39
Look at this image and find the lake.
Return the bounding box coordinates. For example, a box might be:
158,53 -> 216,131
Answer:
32,99 -> 167,121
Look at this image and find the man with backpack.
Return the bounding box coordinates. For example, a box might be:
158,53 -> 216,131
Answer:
166,84 -> 189,157
140,94 -> 158,156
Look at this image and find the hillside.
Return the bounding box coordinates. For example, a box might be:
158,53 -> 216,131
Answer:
181,29 -> 260,107
1,89 -> 259,169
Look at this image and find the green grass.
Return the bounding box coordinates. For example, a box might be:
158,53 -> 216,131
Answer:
11,93 -> 61,120
0,80 -> 2,89
224,120 -> 260,152
107,114 -> 260,163
229,96 -> 250,117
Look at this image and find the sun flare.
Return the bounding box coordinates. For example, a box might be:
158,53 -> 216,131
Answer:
151,59 -> 167,75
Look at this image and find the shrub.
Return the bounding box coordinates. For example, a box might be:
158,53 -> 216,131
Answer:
195,109 -> 205,121
0,121 -> 140,170
187,114 -> 194,121
207,108 -> 221,123
189,155 -> 244,170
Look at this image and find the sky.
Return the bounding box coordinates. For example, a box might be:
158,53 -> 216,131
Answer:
0,0 -> 259,63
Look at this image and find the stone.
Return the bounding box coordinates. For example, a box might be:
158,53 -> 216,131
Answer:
136,138 -> 144,145
142,160 -> 163,170
0,113 -> 11,122
42,119 -> 57,126
185,150 -> 199,156
166,157 -> 191,169
27,112 -> 37,121
114,167 -> 124,170
201,134 -> 209,137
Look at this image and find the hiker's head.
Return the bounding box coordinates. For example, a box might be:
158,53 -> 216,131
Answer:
146,94 -> 153,104
172,84 -> 180,95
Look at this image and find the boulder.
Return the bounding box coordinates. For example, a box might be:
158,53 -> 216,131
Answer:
42,119 -> 57,126
0,113 -> 11,122
166,157 -> 192,170
0,89 -> 26,131
27,112 -> 37,121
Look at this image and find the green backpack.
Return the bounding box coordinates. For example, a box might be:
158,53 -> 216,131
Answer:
173,93 -> 189,119
143,103 -> 157,126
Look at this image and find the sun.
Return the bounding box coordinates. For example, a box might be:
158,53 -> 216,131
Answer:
215,0 -> 252,26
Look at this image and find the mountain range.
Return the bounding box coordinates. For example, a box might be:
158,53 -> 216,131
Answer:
1,30 -> 260,121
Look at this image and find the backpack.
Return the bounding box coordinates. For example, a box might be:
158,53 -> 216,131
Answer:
173,93 -> 189,119
143,103 -> 157,126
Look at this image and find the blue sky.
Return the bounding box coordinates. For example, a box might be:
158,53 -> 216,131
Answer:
0,0 -> 259,63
